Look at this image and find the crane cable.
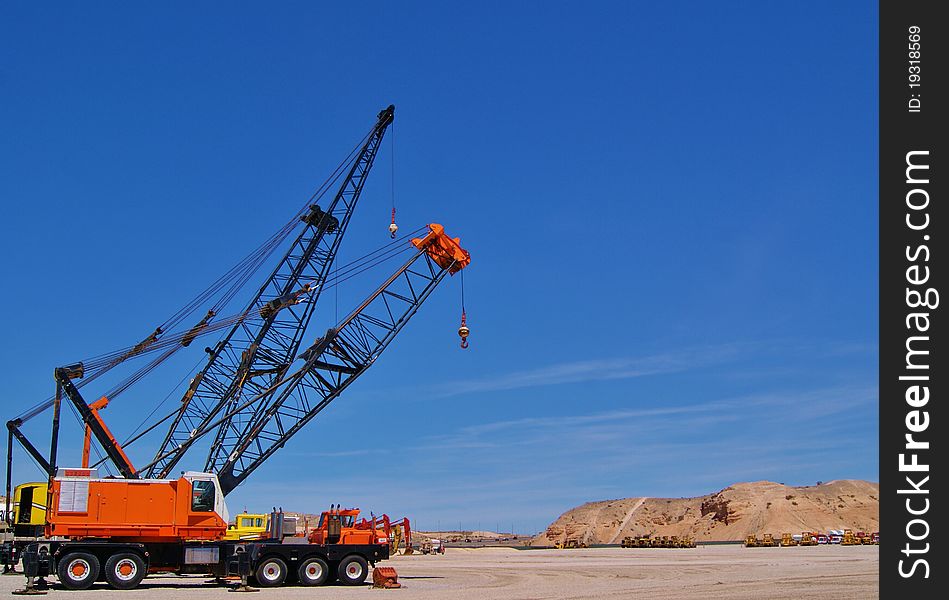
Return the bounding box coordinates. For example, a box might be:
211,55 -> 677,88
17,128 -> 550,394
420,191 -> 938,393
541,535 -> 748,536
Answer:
14,226 -> 426,425
459,269 -> 469,349
69,131 -> 369,377
388,121 -> 398,239
13,131 -> 374,423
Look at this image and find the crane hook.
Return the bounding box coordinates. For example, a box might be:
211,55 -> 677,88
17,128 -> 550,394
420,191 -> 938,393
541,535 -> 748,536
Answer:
389,207 -> 398,239
458,310 -> 469,349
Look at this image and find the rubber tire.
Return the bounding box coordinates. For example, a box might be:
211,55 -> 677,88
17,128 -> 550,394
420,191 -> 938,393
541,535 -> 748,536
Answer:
297,556 -> 330,586
104,552 -> 146,590
254,556 -> 288,587
337,555 -> 369,586
57,552 -> 100,590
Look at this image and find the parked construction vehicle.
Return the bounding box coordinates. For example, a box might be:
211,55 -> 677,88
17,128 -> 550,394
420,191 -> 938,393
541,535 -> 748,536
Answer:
386,518 -> 413,555
744,535 -> 760,548
798,532 -> 818,546
841,529 -> 860,546
780,533 -> 798,547
419,539 -> 445,555
555,540 -> 588,549
620,534 -> 694,549
857,531 -> 880,545
0,482 -> 47,568
3,105 -> 471,591
224,513 -> 270,541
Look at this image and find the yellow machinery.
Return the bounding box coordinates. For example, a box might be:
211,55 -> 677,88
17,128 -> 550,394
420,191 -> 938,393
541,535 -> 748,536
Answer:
555,539 -> 588,549
841,529 -> 860,546
798,532 -> 818,546
10,481 -> 47,536
860,532 -> 880,545
223,512 -> 269,540
780,533 -> 798,546
419,539 -> 445,554
1,482 -> 48,568
621,534 -> 695,549
744,535 -> 760,547
759,533 -> 776,547
389,522 -> 414,555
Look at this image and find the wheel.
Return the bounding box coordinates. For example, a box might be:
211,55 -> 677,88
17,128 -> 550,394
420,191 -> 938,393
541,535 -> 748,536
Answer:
57,552 -> 100,590
254,556 -> 287,587
104,552 -> 146,590
297,556 -> 330,586
337,555 -> 368,586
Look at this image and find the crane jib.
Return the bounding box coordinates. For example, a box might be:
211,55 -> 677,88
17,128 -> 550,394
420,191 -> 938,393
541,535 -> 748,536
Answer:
146,105 -> 396,480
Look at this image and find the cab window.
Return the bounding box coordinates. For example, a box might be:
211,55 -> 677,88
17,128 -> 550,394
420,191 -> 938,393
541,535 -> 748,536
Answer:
191,480 -> 215,512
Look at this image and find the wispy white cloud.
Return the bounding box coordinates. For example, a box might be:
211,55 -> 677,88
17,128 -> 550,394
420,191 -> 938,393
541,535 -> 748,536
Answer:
431,343 -> 747,397
420,383 -> 877,449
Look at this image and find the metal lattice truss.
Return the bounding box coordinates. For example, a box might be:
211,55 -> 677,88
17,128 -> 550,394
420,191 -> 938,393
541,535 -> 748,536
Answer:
145,106 -> 395,480
212,249 -> 450,493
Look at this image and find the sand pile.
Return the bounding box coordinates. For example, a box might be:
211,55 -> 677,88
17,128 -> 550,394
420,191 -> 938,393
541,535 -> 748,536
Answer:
533,479 -> 879,544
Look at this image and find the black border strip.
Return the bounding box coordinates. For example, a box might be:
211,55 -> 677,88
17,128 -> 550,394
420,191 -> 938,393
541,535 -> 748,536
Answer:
880,1 -> 944,596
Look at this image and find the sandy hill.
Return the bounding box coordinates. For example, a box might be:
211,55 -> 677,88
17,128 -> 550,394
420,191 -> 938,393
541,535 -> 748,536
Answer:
533,480 -> 879,544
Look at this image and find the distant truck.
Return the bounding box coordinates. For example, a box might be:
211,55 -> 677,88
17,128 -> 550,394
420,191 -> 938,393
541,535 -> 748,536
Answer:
420,539 -> 445,554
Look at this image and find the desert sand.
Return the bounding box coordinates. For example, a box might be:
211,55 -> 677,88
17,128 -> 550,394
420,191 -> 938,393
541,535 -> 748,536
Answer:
0,545 -> 879,599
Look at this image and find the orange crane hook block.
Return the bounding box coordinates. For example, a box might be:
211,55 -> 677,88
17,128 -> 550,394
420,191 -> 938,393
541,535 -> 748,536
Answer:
458,311 -> 469,349
411,223 -> 471,274
389,207 -> 398,238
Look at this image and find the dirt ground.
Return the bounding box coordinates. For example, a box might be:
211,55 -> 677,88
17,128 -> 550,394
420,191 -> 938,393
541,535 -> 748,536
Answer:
1,545 -> 878,599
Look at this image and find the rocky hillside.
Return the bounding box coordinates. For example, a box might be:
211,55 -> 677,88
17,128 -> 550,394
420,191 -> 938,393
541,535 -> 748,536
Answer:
533,480 -> 879,544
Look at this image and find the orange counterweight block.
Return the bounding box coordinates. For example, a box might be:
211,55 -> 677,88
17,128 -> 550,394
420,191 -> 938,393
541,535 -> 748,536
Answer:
411,223 -> 471,274
45,471 -> 227,543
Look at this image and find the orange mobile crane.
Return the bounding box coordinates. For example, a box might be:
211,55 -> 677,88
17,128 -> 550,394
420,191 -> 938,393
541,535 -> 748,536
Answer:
3,105 -> 470,591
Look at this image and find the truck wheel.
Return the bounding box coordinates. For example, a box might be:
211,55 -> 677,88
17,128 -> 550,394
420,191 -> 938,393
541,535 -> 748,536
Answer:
297,557 -> 330,586
57,552 -> 100,590
254,556 -> 287,587
104,552 -> 146,590
337,555 -> 368,585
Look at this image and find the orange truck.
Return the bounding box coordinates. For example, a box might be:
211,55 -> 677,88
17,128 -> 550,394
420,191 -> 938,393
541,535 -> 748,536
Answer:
22,468 -> 392,590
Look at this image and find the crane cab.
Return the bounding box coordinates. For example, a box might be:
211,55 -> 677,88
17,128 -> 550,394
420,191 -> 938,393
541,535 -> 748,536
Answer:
45,469 -> 229,542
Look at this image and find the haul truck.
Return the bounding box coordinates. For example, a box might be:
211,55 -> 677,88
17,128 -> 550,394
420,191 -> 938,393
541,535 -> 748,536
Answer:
21,468 -> 389,589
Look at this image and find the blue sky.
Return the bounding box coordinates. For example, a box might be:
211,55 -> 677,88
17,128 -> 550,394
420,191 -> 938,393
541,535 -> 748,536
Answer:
1,1 -> 877,534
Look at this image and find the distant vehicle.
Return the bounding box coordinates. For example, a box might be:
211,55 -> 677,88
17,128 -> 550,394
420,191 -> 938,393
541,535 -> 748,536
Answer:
817,534 -> 829,544
420,539 -> 445,555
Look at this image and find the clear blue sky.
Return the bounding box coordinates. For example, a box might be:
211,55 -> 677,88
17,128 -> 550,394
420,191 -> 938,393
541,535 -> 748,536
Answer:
1,1 -> 877,534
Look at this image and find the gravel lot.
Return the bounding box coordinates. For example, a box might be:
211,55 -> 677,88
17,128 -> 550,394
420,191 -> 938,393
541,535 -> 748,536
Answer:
1,545 -> 878,599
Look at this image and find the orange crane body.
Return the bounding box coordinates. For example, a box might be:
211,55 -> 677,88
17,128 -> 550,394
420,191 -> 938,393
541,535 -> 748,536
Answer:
45,470 -> 227,543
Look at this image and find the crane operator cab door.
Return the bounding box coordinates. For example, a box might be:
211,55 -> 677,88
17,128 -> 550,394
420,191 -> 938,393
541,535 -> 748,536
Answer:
326,513 -> 342,544
183,472 -> 230,526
